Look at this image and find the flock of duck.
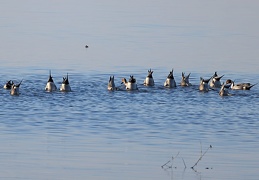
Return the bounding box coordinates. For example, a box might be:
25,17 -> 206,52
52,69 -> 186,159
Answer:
108,69 -> 258,96
3,71 -> 71,95
2,69 -> 257,96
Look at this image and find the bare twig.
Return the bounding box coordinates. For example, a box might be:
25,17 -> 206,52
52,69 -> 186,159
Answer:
162,151 -> 180,169
161,160 -> 171,169
200,141 -> 202,157
162,144 -> 212,170
172,151 -> 180,161
182,158 -> 187,169
191,145 -> 212,169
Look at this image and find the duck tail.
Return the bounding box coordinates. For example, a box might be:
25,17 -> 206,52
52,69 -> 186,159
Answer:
248,82 -> 258,90
17,80 -> 23,87
204,77 -> 212,83
215,75 -> 224,81
182,72 -> 185,78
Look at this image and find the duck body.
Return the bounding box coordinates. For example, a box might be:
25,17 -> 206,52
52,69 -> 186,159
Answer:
199,77 -> 211,92
108,76 -> 116,90
144,69 -> 154,86
45,71 -> 57,92
226,79 -> 257,90
164,69 -> 176,88
60,84 -> 71,92
210,72 -> 224,88
121,75 -> 138,90
60,74 -> 71,92
231,82 -> 257,90
45,82 -> 57,92
180,72 -> 191,86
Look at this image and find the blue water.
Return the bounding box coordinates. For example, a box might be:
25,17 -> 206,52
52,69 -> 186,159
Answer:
1,1 -> 259,179
0,70 -> 259,180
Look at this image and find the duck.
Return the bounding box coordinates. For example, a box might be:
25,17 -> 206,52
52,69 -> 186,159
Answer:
45,71 -> 57,92
143,69 -> 154,86
10,80 -> 22,96
121,75 -> 138,90
199,77 -> 211,92
225,79 -> 257,90
164,69 -> 176,88
180,72 -> 191,86
219,83 -> 230,96
60,73 -> 72,92
210,72 -> 224,88
3,80 -> 14,89
108,76 -> 116,90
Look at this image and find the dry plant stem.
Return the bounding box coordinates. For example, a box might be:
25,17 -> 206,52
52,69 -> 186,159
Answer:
171,151 -> 180,168
182,158 -> 187,169
191,145 -> 212,169
161,160 -> 171,169
172,151 -> 180,161
200,141 -> 202,157
161,152 -> 180,169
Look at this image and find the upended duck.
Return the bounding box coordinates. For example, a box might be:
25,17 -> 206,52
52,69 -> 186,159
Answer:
143,69 -> 154,86
180,72 -> 191,86
199,77 -> 211,92
219,83 -> 230,96
45,71 -> 57,92
164,69 -> 176,88
210,72 -> 224,88
60,73 -> 71,92
107,76 -> 116,90
10,80 -> 22,96
121,75 -> 138,90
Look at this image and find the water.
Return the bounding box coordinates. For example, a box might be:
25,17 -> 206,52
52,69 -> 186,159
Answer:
1,1 -> 259,180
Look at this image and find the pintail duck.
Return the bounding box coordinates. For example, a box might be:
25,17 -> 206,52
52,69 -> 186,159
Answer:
199,77 -> 211,92
143,69 -> 154,86
121,75 -> 138,90
60,73 -> 71,92
10,80 -> 22,96
180,72 -> 191,86
45,71 -> 57,92
108,76 -> 116,90
210,72 -> 224,88
219,83 -> 230,96
225,79 -> 258,90
3,80 -> 14,89
164,69 -> 176,88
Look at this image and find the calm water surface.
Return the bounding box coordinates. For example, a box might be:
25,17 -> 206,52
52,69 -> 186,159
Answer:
0,70 -> 259,180
0,1 -> 259,180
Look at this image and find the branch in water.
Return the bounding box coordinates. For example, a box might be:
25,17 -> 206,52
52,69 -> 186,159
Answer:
191,145 -> 212,169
